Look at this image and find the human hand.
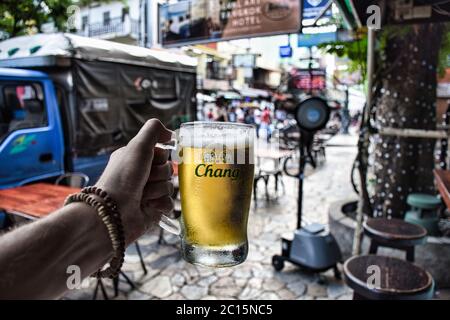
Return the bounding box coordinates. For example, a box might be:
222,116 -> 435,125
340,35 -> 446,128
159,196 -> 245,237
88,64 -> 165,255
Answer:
95,119 -> 174,246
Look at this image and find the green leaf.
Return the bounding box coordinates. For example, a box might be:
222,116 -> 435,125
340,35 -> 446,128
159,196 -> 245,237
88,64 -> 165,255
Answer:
0,0 -> 120,38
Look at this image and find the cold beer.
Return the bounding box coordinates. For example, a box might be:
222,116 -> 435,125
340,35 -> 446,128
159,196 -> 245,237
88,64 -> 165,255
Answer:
179,146 -> 254,246
176,122 -> 255,267
158,122 -> 255,267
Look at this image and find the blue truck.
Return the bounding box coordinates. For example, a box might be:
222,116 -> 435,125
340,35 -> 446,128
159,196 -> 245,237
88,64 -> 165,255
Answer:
0,33 -> 197,189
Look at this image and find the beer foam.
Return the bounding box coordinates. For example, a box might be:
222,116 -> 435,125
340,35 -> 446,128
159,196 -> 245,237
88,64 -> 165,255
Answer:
179,123 -> 255,149
180,135 -> 253,149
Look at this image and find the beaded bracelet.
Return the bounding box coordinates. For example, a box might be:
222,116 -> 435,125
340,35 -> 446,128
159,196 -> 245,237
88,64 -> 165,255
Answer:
64,187 -> 125,279
81,186 -> 126,254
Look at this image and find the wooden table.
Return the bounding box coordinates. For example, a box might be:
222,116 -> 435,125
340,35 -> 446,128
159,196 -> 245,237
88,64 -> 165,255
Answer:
0,182 -> 142,299
0,183 -> 79,220
434,169 -> 450,210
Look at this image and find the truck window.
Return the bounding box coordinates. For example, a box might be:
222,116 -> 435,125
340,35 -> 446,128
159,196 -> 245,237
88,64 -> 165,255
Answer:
0,82 -> 48,143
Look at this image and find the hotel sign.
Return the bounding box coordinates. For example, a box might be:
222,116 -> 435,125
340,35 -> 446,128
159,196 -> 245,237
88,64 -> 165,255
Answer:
159,0 -> 302,47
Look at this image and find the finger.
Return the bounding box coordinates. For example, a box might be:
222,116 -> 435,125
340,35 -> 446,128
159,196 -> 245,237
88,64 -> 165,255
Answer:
153,147 -> 170,166
149,163 -> 173,182
143,181 -> 174,200
120,119 -> 172,186
127,119 -> 173,167
143,196 -> 174,217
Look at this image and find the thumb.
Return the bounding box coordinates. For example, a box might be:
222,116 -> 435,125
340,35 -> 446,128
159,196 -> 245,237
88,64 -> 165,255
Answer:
127,119 -> 173,166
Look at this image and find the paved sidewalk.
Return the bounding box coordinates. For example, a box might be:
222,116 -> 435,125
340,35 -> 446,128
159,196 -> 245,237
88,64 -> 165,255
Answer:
64,134 -> 359,300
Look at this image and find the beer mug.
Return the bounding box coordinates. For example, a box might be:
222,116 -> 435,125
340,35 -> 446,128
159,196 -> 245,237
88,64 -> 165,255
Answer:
158,122 -> 255,267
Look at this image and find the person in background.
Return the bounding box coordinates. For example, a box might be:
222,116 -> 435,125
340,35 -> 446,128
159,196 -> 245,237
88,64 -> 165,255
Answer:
206,108 -> 214,121
244,108 -> 255,126
352,110 -> 362,127
328,111 -> 342,133
206,17 -> 214,36
261,106 -> 272,142
275,108 -> 287,123
215,106 -> 228,122
254,107 -> 261,138
227,107 -> 237,122
170,16 -> 182,35
179,15 -> 191,38
236,107 -> 245,123
166,19 -> 175,39
214,97 -> 228,122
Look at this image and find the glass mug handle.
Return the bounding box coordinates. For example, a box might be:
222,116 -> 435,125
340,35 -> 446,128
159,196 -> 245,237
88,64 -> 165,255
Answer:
155,135 -> 181,236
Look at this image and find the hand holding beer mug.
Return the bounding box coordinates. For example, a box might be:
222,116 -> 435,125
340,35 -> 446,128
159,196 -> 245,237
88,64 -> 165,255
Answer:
158,122 -> 255,267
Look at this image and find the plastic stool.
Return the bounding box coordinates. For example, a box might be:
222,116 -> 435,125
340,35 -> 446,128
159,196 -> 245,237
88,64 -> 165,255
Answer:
406,193 -> 441,236
407,193 -> 441,210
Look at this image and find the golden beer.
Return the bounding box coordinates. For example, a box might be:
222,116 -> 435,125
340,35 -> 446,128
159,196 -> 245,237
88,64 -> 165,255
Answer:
159,121 -> 255,267
179,146 -> 254,248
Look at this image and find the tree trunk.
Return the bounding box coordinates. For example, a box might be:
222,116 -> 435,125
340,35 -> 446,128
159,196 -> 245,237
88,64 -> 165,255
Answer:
372,24 -> 444,219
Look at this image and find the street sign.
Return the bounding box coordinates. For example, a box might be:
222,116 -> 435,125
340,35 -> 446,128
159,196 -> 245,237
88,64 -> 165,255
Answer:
298,32 -> 336,47
279,45 -> 293,58
289,68 -> 327,91
232,54 -> 256,68
303,0 -> 332,20
298,30 -> 357,47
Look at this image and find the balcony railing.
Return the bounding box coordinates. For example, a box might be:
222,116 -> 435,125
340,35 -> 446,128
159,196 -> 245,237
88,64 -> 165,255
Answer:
206,67 -> 229,81
77,16 -> 139,40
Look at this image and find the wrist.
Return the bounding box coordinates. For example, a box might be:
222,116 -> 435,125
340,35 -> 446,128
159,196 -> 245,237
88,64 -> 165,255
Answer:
69,187 -> 126,278
64,202 -> 113,255
57,202 -> 113,278
94,182 -> 145,246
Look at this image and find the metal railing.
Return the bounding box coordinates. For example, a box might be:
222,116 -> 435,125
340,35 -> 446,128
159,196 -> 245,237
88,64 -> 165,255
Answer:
77,17 -> 139,39
206,67 -> 229,80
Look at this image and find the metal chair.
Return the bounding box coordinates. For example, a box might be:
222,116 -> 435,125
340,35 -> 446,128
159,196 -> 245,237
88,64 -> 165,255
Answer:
254,158 -> 285,205
253,171 -> 270,205
55,172 -> 90,188
92,243 -> 148,299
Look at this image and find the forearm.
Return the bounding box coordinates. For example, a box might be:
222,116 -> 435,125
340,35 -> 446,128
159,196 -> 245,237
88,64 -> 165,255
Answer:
0,202 -> 112,299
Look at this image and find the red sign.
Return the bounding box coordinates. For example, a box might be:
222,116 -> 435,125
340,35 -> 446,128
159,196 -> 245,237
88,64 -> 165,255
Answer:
289,68 -> 326,90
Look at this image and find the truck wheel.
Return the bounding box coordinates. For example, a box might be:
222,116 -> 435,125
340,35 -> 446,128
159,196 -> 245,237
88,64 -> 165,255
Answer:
272,255 -> 285,271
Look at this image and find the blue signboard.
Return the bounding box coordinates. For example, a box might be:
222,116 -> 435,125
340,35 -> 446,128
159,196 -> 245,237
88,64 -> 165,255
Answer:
279,45 -> 293,58
303,0 -> 332,20
298,32 -> 337,47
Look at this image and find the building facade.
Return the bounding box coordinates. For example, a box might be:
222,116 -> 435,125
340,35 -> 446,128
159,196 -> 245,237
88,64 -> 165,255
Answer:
71,0 -> 281,93
74,0 -> 140,44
